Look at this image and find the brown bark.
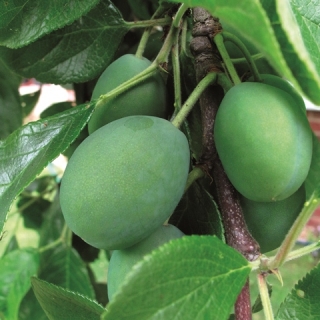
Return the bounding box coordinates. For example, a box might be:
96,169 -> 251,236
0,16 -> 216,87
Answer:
190,7 -> 261,320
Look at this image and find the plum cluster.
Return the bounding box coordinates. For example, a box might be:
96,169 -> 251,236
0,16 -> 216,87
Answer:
214,74 -> 313,252
59,54 -> 189,299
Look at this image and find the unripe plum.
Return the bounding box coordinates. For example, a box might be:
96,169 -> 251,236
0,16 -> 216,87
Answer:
107,224 -> 184,300
241,185 -> 306,253
88,54 -> 167,134
214,82 -> 312,201
60,116 -> 190,250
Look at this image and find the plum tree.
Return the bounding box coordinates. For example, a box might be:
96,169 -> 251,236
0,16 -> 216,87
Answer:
59,116 -> 190,250
88,54 -> 168,134
214,82 -> 312,202
107,224 -> 184,300
240,185 -> 306,253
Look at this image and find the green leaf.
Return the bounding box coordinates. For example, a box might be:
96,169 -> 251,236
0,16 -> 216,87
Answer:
31,277 -> 105,320
276,263 -> 320,320
21,89 -> 41,118
169,181 -> 224,239
0,248 -> 39,320
0,102 -> 95,233
0,0 -> 129,84
260,0 -> 320,104
103,236 -> 251,320
0,0 -> 101,48
39,245 -> 95,299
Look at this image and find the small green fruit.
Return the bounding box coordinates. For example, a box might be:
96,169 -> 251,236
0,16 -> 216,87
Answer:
107,224 -> 184,300
88,54 -> 167,134
241,185 -> 306,253
60,116 -> 190,250
214,82 -> 312,201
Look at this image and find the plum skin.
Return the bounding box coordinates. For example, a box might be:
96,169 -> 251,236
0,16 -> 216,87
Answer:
60,116 -> 190,250
214,82 -> 312,202
240,185 -> 306,253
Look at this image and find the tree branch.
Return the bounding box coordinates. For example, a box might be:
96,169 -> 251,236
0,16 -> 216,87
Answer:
190,7 -> 261,320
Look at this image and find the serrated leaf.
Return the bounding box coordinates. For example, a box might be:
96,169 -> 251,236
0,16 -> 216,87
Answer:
103,236 -> 250,320
260,0 -> 320,104
276,263 -> 320,320
0,0 -> 129,84
31,277 -> 105,320
0,102 -> 95,233
38,245 -> 95,299
0,0 -> 101,48
0,248 -> 39,320
169,181 -> 224,239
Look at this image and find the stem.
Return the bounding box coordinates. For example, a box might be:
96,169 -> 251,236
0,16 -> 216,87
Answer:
135,5 -> 169,59
126,17 -> 171,29
221,31 -> 262,82
38,223 -> 69,253
171,72 -> 217,128
235,280 -> 252,320
135,28 -> 152,59
180,19 -> 189,54
269,193 -> 320,270
171,27 -> 182,111
257,273 -> 274,320
217,73 -> 234,93
231,53 -> 264,64
184,167 -> 205,192
214,33 -> 241,85
154,17 -> 181,64
38,238 -> 62,253
286,240 -> 320,262
172,3 -> 189,28
250,240 -> 320,271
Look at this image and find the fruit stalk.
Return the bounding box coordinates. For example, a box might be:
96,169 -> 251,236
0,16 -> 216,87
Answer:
190,7 -> 260,320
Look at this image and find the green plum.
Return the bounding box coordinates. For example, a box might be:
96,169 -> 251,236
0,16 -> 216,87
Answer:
241,185 -> 306,253
60,116 -> 190,250
214,82 -> 312,201
88,54 -> 167,134
107,224 -> 184,300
